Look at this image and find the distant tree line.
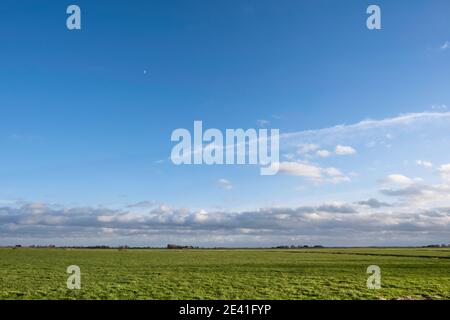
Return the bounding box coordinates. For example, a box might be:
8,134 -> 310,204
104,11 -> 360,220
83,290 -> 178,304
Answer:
273,245 -> 324,249
424,244 -> 450,248
5,244 -> 450,249
167,244 -> 199,249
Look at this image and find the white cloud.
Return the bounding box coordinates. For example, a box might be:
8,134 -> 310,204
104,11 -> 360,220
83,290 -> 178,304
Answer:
440,41 -> 450,50
438,164 -> 450,181
431,104 -> 448,111
382,174 -> 414,185
102,228 -> 115,235
281,112 -> 450,143
416,160 -> 433,169
217,178 -> 233,190
126,201 -> 159,208
323,167 -> 342,177
379,165 -> 450,205
316,149 -> 331,157
323,167 -> 350,183
256,119 -> 270,127
335,145 -> 356,155
275,161 -> 350,183
298,143 -> 319,155
276,161 -> 322,178
297,145 -> 354,158
282,153 -> 296,161
380,183 -> 450,204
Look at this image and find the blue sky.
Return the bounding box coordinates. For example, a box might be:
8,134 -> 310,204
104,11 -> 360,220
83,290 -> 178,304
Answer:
1,0 -> 450,246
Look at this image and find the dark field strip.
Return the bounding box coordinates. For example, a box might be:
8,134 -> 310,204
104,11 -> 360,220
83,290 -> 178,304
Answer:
296,250 -> 450,260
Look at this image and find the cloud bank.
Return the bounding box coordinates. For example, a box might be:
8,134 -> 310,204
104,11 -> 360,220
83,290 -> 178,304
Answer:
2,112 -> 450,247
1,193 -> 449,247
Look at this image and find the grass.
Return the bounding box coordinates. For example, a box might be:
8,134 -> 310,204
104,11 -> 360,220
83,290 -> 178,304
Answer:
0,247 -> 449,300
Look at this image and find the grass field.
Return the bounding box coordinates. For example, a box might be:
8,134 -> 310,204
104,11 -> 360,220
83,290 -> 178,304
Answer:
0,248 -> 449,300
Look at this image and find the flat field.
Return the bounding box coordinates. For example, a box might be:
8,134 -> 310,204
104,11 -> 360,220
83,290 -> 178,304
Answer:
0,248 -> 449,300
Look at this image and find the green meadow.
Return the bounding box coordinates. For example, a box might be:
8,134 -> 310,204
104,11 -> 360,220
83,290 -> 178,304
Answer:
0,248 -> 449,300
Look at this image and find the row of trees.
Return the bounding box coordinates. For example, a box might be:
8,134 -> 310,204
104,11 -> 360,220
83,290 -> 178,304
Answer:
274,245 -> 324,249
424,244 -> 450,248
